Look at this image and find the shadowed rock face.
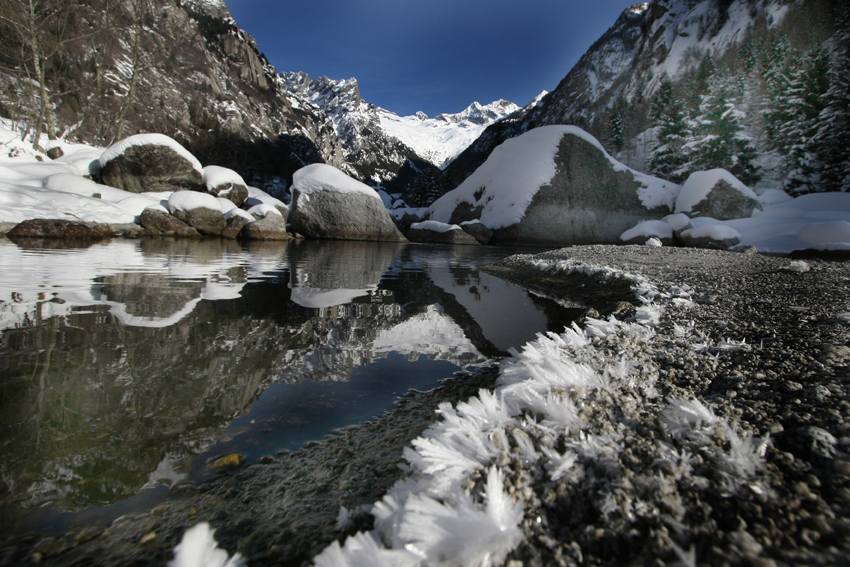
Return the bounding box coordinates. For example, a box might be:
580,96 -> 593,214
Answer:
288,189 -> 407,242
491,134 -> 670,246
445,132 -> 673,246
100,145 -> 204,194
6,219 -> 111,240
684,179 -> 762,220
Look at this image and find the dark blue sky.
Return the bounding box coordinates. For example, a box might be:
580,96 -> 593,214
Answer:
224,0 -> 637,117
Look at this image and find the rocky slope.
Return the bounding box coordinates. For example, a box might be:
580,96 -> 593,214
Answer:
442,0 -> 849,197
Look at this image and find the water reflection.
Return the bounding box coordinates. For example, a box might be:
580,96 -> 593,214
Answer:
0,238 -> 579,536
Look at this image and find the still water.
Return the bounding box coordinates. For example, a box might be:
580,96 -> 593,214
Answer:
0,238 -> 580,537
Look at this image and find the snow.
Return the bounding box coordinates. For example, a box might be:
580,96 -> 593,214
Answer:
247,203 -> 283,218
378,100 -> 520,169
620,220 -> 673,241
292,163 -> 381,201
675,169 -> 758,215
203,165 -> 245,190
426,126 -> 678,230
681,224 -> 741,241
409,220 -> 461,233
99,133 -> 203,174
168,523 -> 244,567
168,190 -> 221,213
245,186 -> 287,210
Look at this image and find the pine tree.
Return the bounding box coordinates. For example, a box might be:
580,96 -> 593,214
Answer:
689,85 -> 761,186
814,5 -> 850,192
649,77 -> 690,183
604,95 -> 628,155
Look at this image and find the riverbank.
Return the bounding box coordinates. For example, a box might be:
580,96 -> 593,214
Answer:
2,245 -> 848,567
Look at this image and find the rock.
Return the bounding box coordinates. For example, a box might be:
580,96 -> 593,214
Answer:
167,191 -> 226,236
406,221 -> 480,245
776,426 -> 839,464
679,225 -> 741,249
221,212 -> 253,240
619,220 -> 675,246
288,164 -> 406,242
99,133 -> 204,193
460,220 -> 493,244
46,146 -> 64,160
139,207 -> 200,236
6,219 -> 110,240
239,215 -> 291,240
675,169 -> 762,220
425,126 -> 679,246
203,165 -> 249,206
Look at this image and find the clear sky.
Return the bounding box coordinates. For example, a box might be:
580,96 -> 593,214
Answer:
223,0 -> 638,118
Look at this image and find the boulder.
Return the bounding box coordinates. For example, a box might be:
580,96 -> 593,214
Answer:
239,215 -> 291,240
425,126 -> 679,246
221,210 -> 254,239
460,220 -> 493,244
99,133 -> 204,193
675,169 -> 761,220
167,191 -> 226,236
679,225 -> 741,250
6,219 -> 110,240
406,221 -> 480,245
139,207 -> 200,237
619,220 -> 675,246
288,164 -> 407,242
203,165 -> 249,206
46,146 -> 64,160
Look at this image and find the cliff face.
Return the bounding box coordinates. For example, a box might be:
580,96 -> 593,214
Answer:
0,0 -> 429,197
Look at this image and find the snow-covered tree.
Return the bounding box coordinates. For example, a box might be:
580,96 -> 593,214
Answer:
814,5 -> 850,192
649,76 -> 690,183
686,84 -> 761,186
603,94 -> 629,154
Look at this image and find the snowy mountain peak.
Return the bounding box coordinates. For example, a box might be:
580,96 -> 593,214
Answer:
435,100 -> 521,126
380,99 -> 521,169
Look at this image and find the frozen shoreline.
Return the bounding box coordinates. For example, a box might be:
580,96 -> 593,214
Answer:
3,245 -> 849,567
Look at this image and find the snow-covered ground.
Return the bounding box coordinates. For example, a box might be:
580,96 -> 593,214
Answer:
2,119 -> 850,256
0,120 -> 285,227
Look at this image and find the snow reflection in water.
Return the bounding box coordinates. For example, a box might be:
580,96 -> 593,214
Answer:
0,238 -> 581,536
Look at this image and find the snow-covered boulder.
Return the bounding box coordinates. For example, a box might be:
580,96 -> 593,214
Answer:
619,220 -> 675,246
288,164 -> 406,242
675,169 -> 761,220
239,215 -> 290,240
406,221 -> 480,245
679,224 -> 741,250
139,207 -> 200,237
167,191 -> 226,236
203,165 -> 249,206
460,219 -> 493,244
99,134 -> 204,194
425,126 -> 679,246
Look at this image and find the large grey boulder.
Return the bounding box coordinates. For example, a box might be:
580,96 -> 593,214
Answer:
679,225 -> 742,250
99,134 -> 204,193
139,207 -> 201,237
239,215 -> 290,240
203,165 -> 249,207
167,191 -> 226,236
288,164 -> 407,242
674,169 -> 761,220
6,219 -> 110,240
425,126 -> 679,246
406,221 -> 480,245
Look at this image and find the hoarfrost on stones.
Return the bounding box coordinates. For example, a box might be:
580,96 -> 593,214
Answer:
168,522 -> 244,567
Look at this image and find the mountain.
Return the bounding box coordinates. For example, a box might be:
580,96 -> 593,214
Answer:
0,0 -> 440,198
377,99 -> 525,169
279,72 -> 439,190
442,0 -> 850,197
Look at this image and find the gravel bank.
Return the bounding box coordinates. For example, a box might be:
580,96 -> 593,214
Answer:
2,245 -> 849,567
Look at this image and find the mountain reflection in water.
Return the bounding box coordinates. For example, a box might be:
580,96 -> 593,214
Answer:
0,238 -> 581,536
